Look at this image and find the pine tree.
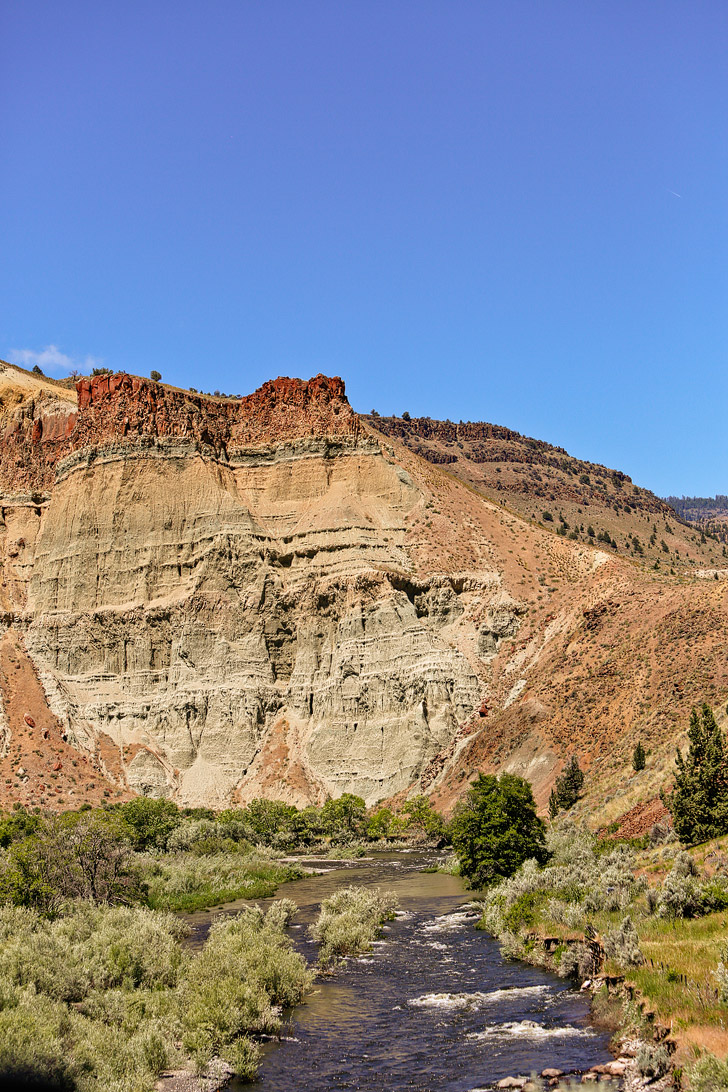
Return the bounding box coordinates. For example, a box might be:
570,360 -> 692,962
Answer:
550,755 -> 585,816
662,704 -> 728,844
633,741 -> 646,771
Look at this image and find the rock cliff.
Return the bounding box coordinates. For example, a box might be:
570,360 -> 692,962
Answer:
0,361 -> 726,823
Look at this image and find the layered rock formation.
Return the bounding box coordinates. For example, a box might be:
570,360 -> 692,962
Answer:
0,360 -> 726,825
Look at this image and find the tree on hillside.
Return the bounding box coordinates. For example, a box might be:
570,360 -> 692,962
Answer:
549,756 -> 585,818
633,741 -> 646,771
662,704 -> 728,845
150,370 -> 161,382
450,773 -> 548,889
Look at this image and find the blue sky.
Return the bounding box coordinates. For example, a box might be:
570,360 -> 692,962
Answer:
1,2 -> 726,496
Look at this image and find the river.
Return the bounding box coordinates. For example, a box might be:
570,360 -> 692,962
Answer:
184,851 -> 615,1090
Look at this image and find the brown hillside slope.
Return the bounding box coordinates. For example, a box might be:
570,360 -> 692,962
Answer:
365,413 -> 726,572
0,361 -> 725,826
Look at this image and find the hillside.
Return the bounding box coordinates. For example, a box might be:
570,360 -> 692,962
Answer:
365,413 -> 727,571
0,359 -> 726,830
665,494 -> 728,544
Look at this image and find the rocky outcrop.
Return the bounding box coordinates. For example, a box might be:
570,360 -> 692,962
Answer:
1,361 -> 726,819
0,368 -> 505,806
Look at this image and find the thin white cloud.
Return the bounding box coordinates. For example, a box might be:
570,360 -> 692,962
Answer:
6,344 -> 102,376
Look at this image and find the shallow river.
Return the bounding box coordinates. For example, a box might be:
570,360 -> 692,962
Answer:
185,851 -> 614,1091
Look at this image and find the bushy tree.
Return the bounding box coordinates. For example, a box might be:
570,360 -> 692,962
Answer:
633,741 -> 646,771
450,773 -> 548,889
662,704 -> 728,844
150,370 -> 161,382
400,795 -> 446,841
321,794 -> 366,840
366,806 -> 396,840
119,796 -> 181,851
0,812 -> 144,911
242,799 -> 298,844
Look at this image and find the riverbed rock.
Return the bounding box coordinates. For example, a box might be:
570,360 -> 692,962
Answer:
541,1069 -> 563,1079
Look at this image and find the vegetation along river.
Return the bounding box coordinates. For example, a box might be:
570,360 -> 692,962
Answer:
184,851 -> 615,1091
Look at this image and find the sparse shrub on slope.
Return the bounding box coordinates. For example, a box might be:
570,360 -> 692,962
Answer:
603,914 -> 644,967
310,885 -> 398,967
653,851 -> 728,918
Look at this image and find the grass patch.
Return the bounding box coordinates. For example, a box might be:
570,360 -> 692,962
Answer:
142,852 -> 303,911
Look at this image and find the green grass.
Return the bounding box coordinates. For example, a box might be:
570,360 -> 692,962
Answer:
142,853 -> 304,912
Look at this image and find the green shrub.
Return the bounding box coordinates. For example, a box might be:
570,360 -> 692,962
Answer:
142,850 -> 301,911
180,904 -> 312,1069
450,773 -> 548,889
688,1054 -> 728,1091
310,885 -> 398,967
503,891 -> 546,932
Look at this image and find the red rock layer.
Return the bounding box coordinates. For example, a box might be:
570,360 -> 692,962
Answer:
1,373 -> 358,495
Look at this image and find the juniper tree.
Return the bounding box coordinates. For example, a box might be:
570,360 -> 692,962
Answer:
633,741 -> 646,771
551,755 -> 585,815
662,704 -> 728,844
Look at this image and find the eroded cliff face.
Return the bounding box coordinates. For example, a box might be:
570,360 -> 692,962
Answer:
0,365 -> 516,806
2,362 -> 726,825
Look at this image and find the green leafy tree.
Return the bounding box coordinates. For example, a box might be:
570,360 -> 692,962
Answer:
633,741 -> 646,771
400,795 -> 446,841
119,796 -> 181,850
242,799 -> 298,844
150,369 -> 162,382
320,793 -> 366,840
662,704 -> 728,844
450,773 -> 548,889
366,806 -> 395,840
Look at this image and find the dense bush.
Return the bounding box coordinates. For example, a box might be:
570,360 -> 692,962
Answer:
142,850 -> 301,911
478,826 -> 645,938
0,812 -> 144,912
181,903 -> 312,1075
0,898 -> 311,1089
687,1054 -> 728,1092
652,852 -> 728,919
310,885 -> 398,967
118,797 -> 181,851
451,773 -> 548,889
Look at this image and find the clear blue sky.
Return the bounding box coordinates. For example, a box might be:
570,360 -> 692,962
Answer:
1,2 -> 726,496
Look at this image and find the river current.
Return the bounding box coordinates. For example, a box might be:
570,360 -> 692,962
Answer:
185,851 -> 614,1091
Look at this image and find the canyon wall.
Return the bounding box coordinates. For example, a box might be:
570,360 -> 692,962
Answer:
0,368 -> 507,806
